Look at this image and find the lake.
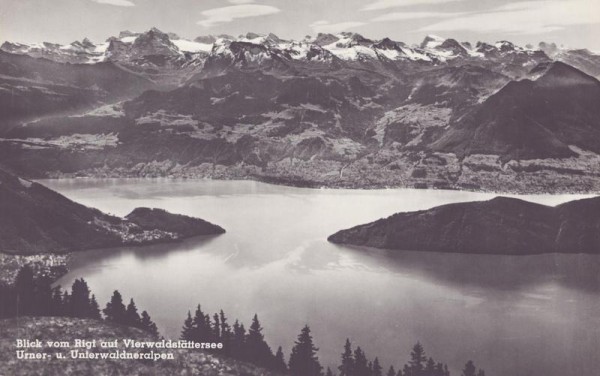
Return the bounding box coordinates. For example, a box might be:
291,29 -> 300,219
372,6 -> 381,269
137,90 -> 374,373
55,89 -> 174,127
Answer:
45,179 -> 600,376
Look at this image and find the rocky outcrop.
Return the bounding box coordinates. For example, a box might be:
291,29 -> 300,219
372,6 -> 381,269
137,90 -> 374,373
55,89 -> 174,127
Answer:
328,196 -> 600,254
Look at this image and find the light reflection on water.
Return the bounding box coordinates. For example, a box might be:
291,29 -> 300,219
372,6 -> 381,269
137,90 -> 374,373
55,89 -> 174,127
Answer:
44,179 -> 600,376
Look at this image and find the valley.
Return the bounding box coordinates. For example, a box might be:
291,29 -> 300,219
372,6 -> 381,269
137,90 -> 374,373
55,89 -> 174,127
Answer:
1,29 -> 600,193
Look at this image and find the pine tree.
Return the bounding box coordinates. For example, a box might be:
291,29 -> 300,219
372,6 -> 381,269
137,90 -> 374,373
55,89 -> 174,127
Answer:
326,367 -> 335,376
273,346 -> 288,373
181,311 -> 194,340
434,363 -> 445,376
353,347 -> 369,376
212,313 -> 221,342
425,357 -> 436,376
461,360 -> 477,376
219,310 -> 232,356
231,320 -> 247,360
387,366 -> 396,376
339,338 -> 355,376
408,342 -> 427,375
70,279 -> 91,318
461,361 -> 484,376
103,290 -> 126,324
191,305 -> 210,342
288,325 -> 322,376
373,357 -> 383,376
246,314 -> 273,367
140,310 -> 159,337
125,298 -> 141,327
88,294 -> 102,319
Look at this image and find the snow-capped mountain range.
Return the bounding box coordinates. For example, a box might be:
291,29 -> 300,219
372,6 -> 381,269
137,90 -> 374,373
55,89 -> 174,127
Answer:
0,27 -> 551,65
1,28 -> 600,193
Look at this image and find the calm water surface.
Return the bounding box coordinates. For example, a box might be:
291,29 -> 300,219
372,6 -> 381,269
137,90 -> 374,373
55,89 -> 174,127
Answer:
44,179 -> 600,376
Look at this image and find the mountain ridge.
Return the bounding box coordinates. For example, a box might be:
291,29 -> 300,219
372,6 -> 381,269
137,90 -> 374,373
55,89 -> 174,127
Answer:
1,29 -> 600,193
328,196 -> 600,254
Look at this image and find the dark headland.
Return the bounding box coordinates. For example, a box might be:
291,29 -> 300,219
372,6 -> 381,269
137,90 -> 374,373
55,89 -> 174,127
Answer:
0,168 -> 225,255
328,196 -> 600,254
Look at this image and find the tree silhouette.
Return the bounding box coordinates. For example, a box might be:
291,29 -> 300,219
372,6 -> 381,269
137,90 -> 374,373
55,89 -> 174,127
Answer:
213,313 -> 221,341
326,367 -> 335,376
339,338 -> 355,376
425,357 -> 436,376
140,310 -> 159,337
125,298 -> 141,327
462,360 -> 485,376
88,294 -> 102,319
373,357 -> 383,376
408,342 -> 427,375
191,305 -> 211,342
435,362 -> 450,376
288,325 -> 322,376
181,311 -> 194,340
387,366 -> 396,376
231,320 -> 247,360
70,279 -> 91,317
219,310 -> 232,356
353,346 -> 369,376
103,290 -> 127,324
2,267 -> 163,336
246,314 -> 274,368
461,360 -> 476,376
273,346 -> 288,373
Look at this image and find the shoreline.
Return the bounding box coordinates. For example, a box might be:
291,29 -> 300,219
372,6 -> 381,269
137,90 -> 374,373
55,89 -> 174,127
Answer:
37,173 -> 600,196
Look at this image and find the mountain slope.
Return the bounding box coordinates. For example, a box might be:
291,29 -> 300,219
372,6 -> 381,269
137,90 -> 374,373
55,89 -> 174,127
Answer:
0,50 -> 155,132
1,30 -> 600,193
0,168 -> 224,254
432,62 -> 600,160
328,196 -> 600,254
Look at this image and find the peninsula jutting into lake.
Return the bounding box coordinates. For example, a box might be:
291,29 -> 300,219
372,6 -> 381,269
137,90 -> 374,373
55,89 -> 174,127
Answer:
328,196 -> 600,254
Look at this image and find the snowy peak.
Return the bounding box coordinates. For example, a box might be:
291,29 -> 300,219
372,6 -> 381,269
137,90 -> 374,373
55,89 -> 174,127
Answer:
69,38 -> 95,51
0,30 -> 592,72
419,35 -> 482,60
420,35 -> 446,49
313,33 -> 340,47
131,27 -> 180,57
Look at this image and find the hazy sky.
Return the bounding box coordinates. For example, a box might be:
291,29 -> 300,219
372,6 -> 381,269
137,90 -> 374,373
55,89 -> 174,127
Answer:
1,0 -> 600,50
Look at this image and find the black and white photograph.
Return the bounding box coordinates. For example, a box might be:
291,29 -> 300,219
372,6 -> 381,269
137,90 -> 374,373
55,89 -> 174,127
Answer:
0,0 -> 599,375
